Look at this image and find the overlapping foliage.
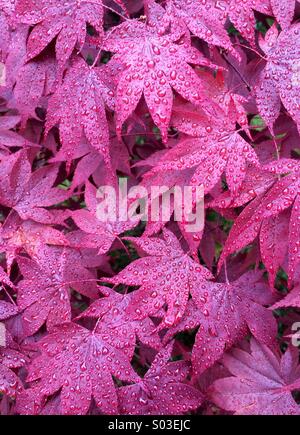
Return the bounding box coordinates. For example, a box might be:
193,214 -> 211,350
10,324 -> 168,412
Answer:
0,0 -> 300,415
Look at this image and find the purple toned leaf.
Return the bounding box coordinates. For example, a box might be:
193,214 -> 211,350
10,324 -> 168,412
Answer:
23,323 -> 139,415
209,338 -> 300,415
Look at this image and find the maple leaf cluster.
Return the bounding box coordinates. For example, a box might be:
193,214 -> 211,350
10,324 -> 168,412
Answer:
0,0 -> 300,416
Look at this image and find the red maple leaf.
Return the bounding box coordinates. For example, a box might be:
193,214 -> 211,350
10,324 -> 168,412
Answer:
79,287 -> 161,357
219,161 -> 300,285
0,332 -> 26,399
270,0 -> 299,29
0,301 -> 18,320
17,245 -> 99,336
0,351 -> 24,399
0,211 -> 69,273
15,0 -> 104,69
105,229 -> 213,328
167,0 -> 267,49
209,338 -> 300,415
46,57 -> 115,165
13,56 -> 57,126
0,151 -> 70,224
104,0 -> 216,141
255,23 -> 300,135
0,115 -> 33,150
163,271 -> 277,375
118,343 -> 203,415
142,102 -> 259,194
19,323 -> 140,415
273,290 -> 300,313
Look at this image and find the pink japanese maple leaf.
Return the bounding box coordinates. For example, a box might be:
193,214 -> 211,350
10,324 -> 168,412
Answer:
259,209 -> 290,286
163,271 -> 277,375
0,301 -> 18,320
0,115 -> 33,150
0,211 -> 69,273
208,163 -> 278,210
13,56 -> 57,126
0,1 -> 15,18
142,189 -> 205,261
271,275 -> 300,311
0,13 -> 10,61
17,245 -> 99,336
255,24 -> 300,135
15,0 -> 104,70
142,102 -> 259,194
0,115 -> 20,131
219,161 -> 300,285
3,23 -> 29,88
50,140 -> 102,184
0,150 -> 70,224
118,344 -> 203,415
45,57 -> 115,166
72,181 -> 138,253
139,163 -> 200,255
209,163 -> 291,287
0,349 -> 25,399
167,0 -> 268,49
270,0 -> 299,29
105,228 -> 213,328
62,138 -> 130,190
0,264 -> 14,289
209,338 -> 300,415
196,68 -> 250,135
0,332 -> 26,398
104,0 -> 217,141
79,287 -> 161,357
166,0 -> 234,53
19,323 -> 140,415
0,0 -> 16,60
